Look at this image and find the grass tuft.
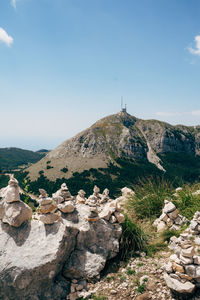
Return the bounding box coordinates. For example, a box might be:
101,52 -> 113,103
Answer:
119,215 -> 147,260
127,177 -> 174,219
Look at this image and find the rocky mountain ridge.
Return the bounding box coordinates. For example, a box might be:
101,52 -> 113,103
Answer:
27,111 -> 200,181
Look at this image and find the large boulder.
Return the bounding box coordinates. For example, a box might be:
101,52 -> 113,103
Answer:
0,203 -> 122,300
63,209 -> 122,279
2,201 -> 32,227
164,273 -> 195,294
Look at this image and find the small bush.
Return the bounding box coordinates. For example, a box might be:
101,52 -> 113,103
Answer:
137,283 -> 146,293
46,165 -> 53,170
126,268 -> 135,275
119,216 -> 147,260
145,242 -> 167,257
61,167 -> 68,173
127,177 -> 173,219
161,229 -> 181,243
173,187 -> 200,220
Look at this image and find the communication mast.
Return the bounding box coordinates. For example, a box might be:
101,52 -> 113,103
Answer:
121,96 -> 127,112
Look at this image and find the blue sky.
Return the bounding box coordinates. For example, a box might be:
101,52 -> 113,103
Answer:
1,0 -> 200,150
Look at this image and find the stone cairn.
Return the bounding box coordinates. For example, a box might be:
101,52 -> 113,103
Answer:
37,189 -> 60,224
79,185 -> 125,224
53,183 -> 75,213
86,185 -> 101,222
153,200 -> 188,232
76,189 -> 86,204
0,175 -> 32,227
89,185 -> 125,224
163,211 -> 200,297
99,188 -> 110,204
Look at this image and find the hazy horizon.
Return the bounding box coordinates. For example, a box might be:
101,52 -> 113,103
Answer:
1,109 -> 200,151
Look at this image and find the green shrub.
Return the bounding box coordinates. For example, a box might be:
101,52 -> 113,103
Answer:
145,242 -> 167,257
127,177 -> 173,219
61,167 -> 68,173
126,268 -> 135,275
161,229 -> 181,243
173,187 -> 200,220
119,216 -> 147,260
46,165 -> 53,170
0,174 -> 9,189
137,282 -> 146,293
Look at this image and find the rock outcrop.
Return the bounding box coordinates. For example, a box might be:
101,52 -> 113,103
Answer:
153,200 -> 188,232
0,175 -> 32,227
0,180 -> 124,300
163,211 -> 200,297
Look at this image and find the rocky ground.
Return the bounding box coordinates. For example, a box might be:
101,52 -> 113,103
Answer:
82,251 -> 200,300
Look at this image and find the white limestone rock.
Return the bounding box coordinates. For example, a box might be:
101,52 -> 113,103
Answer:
39,203 -> 57,214
76,190 -> 86,204
157,220 -> 167,232
3,175 -> 20,203
38,198 -> 53,206
180,254 -> 193,265
163,262 -> 173,273
99,203 -> 115,221
2,201 -> 32,227
164,273 -> 195,294
114,211 -> 125,224
163,201 -> 176,214
57,201 -> 75,213
121,187 -> 135,197
181,246 -> 195,258
39,213 -> 61,224
168,209 -> 179,220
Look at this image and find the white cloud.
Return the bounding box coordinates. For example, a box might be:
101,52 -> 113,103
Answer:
191,110 -> 200,116
0,27 -> 13,47
11,0 -> 16,9
156,112 -> 181,117
156,110 -> 200,117
188,35 -> 200,56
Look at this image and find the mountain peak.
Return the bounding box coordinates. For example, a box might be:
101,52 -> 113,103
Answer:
26,111 -> 200,181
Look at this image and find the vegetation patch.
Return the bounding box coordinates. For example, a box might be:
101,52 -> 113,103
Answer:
119,216 -> 147,260
126,177 -> 174,219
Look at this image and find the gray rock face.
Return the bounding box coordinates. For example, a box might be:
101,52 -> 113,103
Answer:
63,206 -> 122,279
0,204 -> 122,300
164,274 -> 195,294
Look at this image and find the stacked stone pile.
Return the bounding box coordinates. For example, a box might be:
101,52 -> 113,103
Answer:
153,200 -> 188,232
76,189 -> 86,204
99,188 -> 110,204
86,185 -> 100,221
85,185 -> 125,224
115,186 -> 135,209
0,180 -> 127,300
37,189 -> 60,224
163,211 -> 200,296
98,197 -> 125,224
0,175 -> 32,227
53,183 -> 75,213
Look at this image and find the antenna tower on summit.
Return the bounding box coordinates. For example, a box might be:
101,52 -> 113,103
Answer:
121,96 -> 127,112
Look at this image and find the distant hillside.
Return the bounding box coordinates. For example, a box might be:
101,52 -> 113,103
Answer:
26,110 -> 200,181
0,147 -> 46,171
16,110 -> 200,198
36,149 -> 50,153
